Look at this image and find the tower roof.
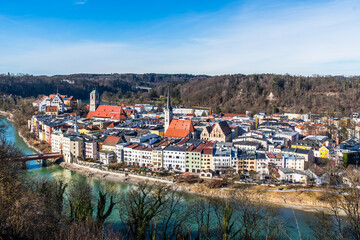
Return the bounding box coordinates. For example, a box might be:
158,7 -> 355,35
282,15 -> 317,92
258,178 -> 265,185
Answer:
91,89 -> 99,94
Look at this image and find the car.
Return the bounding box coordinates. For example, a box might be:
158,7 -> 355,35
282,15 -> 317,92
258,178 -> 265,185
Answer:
278,187 -> 284,191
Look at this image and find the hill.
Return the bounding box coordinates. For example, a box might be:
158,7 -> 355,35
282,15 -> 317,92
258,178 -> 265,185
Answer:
0,73 -> 209,100
153,74 -> 360,115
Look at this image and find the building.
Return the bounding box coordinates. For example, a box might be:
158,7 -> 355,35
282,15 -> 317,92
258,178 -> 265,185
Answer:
200,148 -> 213,171
212,148 -> 232,173
102,136 -> 123,152
152,147 -> 164,170
84,140 -> 98,160
283,154 -> 305,170
38,93 -> 65,113
163,146 -> 187,172
99,151 -> 115,165
116,143 -> 129,163
281,148 -> 314,162
89,90 -> 100,112
237,152 -> 257,173
51,130 -> 63,153
62,135 -> 84,163
45,106 -> 59,116
291,140 -> 314,150
87,90 -> 132,120
200,121 -> 232,142
319,146 -> 329,159
164,119 -> 196,139
278,168 -> 308,184
123,144 -> 140,166
233,141 -> 259,151
185,147 -> 201,173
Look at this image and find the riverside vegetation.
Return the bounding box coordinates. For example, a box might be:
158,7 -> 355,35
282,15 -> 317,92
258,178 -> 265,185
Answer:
2,132 -> 360,239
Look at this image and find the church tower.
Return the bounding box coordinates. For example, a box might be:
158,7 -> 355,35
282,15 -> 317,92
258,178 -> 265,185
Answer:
89,89 -> 99,112
164,87 -> 173,133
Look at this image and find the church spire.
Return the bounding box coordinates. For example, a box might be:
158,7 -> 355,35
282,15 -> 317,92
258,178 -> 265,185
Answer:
164,87 -> 173,133
167,87 -> 172,110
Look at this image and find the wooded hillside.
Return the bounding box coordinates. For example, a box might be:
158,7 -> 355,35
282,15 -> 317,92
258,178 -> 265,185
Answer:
0,73 -> 209,99
2,72 -> 360,115
157,74 -> 360,115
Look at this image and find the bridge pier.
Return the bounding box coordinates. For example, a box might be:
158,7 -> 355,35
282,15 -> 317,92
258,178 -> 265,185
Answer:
42,159 -> 47,167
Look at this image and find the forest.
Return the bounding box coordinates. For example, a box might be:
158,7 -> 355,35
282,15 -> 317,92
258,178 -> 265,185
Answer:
152,74 -> 360,115
0,73 -> 208,100
2,73 -> 360,115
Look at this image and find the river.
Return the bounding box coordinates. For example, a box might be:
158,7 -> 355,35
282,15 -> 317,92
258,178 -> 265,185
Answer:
1,115 -> 316,239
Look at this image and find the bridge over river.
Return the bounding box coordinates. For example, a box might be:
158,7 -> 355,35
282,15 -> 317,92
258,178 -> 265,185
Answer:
15,153 -> 63,166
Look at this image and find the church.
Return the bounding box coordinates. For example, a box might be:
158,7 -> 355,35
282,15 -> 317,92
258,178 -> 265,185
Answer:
164,88 -> 196,139
86,90 -> 133,121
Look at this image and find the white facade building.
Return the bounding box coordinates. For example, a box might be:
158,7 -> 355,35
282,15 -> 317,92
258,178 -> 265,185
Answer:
38,94 -> 65,113
51,131 -> 63,153
163,146 -> 186,172
283,154 -> 305,170
212,148 -> 232,171
278,168 -> 308,183
85,141 -> 97,160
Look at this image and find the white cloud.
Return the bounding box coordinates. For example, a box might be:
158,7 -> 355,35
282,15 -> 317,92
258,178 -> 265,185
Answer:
74,0 -> 87,5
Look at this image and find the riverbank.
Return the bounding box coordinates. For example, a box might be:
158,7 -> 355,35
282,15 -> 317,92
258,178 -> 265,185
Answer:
0,111 -> 42,154
61,162 -> 174,185
61,161 -> 337,215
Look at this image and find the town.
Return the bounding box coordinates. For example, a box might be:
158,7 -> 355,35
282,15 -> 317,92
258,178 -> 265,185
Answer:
26,88 -> 360,186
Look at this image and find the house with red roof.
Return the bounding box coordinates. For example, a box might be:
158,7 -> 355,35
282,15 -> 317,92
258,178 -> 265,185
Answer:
45,106 -> 59,116
164,119 -> 196,139
34,93 -> 76,111
38,93 -> 65,113
86,90 -> 133,121
102,136 -> 123,152
87,105 -> 129,120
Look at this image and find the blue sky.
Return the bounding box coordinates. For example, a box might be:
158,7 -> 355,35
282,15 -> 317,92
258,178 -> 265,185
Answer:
0,0 -> 360,76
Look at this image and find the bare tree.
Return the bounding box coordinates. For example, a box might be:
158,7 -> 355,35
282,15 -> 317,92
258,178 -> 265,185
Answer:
119,182 -> 171,240
151,187 -> 191,240
67,178 -> 94,223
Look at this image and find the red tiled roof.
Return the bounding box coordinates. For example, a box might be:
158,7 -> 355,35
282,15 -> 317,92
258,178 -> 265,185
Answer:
203,148 -> 213,155
125,144 -> 139,149
187,146 -> 195,151
87,105 -> 127,120
165,120 -> 195,138
177,138 -> 190,146
103,136 -> 121,146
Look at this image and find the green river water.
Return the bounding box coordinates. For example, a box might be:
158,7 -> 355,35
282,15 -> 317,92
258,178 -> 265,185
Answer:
1,115 -> 317,239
